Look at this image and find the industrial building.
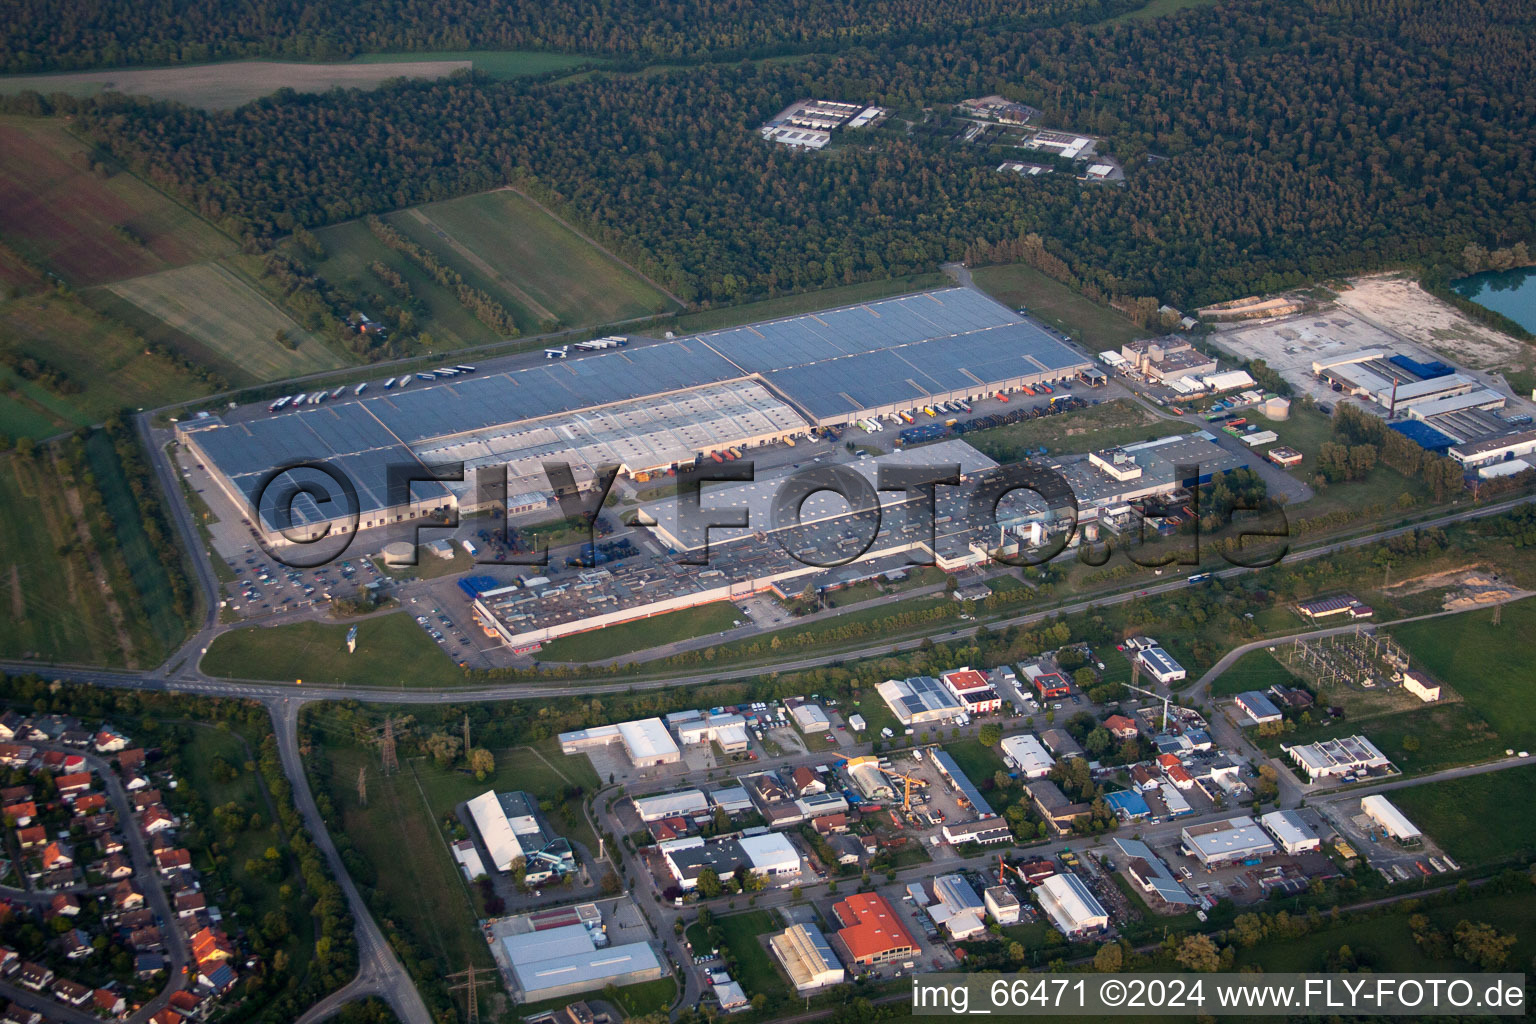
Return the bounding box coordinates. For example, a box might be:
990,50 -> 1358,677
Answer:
984,885 -> 1021,924
1400,671 -> 1441,702
941,819 -> 1013,846
182,287 -> 1091,544
558,718 -> 681,768
831,893 -> 918,966
1235,691 -> 1284,726
1181,816 -> 1277,867
940,668 -> 1002,714
1448,427 -> 1536,469
1000,734 -> 1054,778
631,789 -> 709,823
877,676 -> 966,726
1033,874 -> 1109,937
675,713 -> 751,752
1112,838 -> 1196,906
499,923 -> 665,1003
789,703 -> 831,733
1294,594 -> 1372,621
1259,810 -> 1321,854
931,750 -> 994,817
925,874 -> 987,940
1027,780 -> 1089,834
466,790 -> 573,882
1136,646 -> 1187,685
1104,790 -> 1151,822
769,923 -> 845,993
1361,794 -> 1422,842
1282,735 -> 1391,781
1120,338 -> 1218,383
660,833 -> 800,890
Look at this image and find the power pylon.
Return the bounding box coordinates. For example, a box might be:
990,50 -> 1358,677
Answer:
357,766 -> 367,807
447,964 -> 482,1024
381,716 -> 399,774
464,713 -> 472,754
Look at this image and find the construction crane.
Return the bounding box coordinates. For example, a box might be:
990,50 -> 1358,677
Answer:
885,769 -> 929,815
1123,681 -> 1173,731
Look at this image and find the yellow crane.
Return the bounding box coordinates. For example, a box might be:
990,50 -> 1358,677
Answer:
885,769 -> 929,814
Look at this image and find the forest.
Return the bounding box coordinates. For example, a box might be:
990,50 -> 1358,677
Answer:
19,0 -> 1536,312
0,0 -> 1136,72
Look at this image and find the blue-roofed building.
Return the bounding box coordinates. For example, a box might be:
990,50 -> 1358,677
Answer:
1136,646 -> 1187,684
1390,420 -> 1458,454
1112,838 -> 1197,906
1235,691 -> 1284,726
931,749 -> 995,818
1104,789 -> 1151,821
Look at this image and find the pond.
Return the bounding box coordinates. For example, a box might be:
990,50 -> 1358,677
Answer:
1451,265 -> 1536,334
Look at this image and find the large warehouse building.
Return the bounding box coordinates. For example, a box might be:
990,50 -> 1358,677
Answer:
499,923 -> 665,1002
1181,816 -> 1277,866
179,288 -> 1092,540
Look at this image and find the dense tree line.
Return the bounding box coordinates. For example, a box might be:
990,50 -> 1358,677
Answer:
365,215 -> 519,335
0,0 -> 1132,73
52,0 -> 1532,313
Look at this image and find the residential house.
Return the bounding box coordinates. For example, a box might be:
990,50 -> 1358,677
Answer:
811,813 -> 849,835
3,801 -> 36,825
112,881 -> 145,912
50,893 -> 81,917
63,928 -> 93,960
40,841 -> 74,871
93,989 -> 127,1016
155,849 -> 192,874
17,961 -> 53,990
56,771 -> 93,796
72,793 -> 107,815
133,953 -> 165,979
1104,715 -> 1139,741
16,825 -> 45,849
94,730 -> 129,753
140,805 -> 176,834
102,853 -> 134,880
199,962 -> 238,994
175,891 -> 207,918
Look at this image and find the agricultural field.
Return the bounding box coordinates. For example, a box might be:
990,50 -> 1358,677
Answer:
1391,764 -> 1536,868
0,292 -> 213,436
388,190 -> 678,331
201,612 -> 466,687
536,603 -> 743,662
0,116 -> 232,285
349,50 -> 600,81
102,261 -> 343,382
963,399 -> 1188,463
972,263 -> 1148,350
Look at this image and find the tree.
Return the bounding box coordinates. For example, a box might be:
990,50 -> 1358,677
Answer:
697,867 -> 723,899
978,723 -> 1003,747
1452,920 -> 1516,969
1175,934 -> 1221,973
1093,942 -> 1123,972
424,732 -> 462,766
468,747 -> 495,777
1085,727 -> 1112,755
601,872 -> 622,894
1008,941 -> 1026,963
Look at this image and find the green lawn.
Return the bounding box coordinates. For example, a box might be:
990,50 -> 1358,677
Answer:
1391,597 -> 1536,751
538,603 -> 744,662
668,273 -> 948,335
518,977 -> 676,1019
310,743 -> 493,978
971,263 -> 1147,350
943,738 -> 1009,785
961,400 -> 1189,462
713,910 -> 782,999
201,612 -> 466,687
1208,648 -> 1305,697
1390,764 -> 1536,868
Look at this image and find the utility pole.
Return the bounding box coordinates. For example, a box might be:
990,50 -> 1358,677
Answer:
447,965 -> 481,1024
381,716 -> 398,775
357,766 -> 367,807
